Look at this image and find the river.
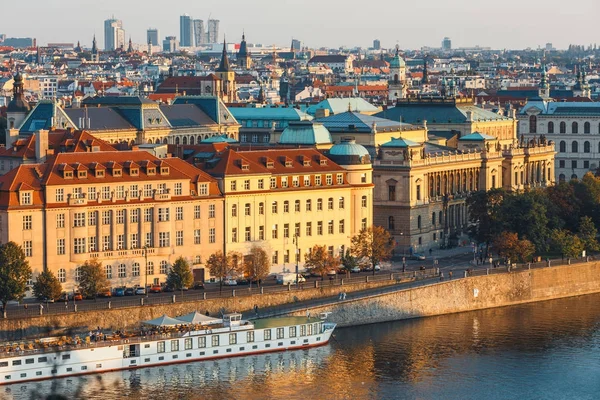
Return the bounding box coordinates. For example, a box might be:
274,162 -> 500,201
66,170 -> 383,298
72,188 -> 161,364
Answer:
4,293 -> 600,400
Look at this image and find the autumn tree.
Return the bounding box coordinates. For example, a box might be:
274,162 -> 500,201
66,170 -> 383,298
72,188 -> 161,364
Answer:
351,225 -> 393,275
166,256 -> 194,293
466,189 -> 506,251
0,242 -> 32,318
32,270 -> 63,301
550,229 -> 585,259
78,259 -> 109,299
492,232 -> 535,263
304,245 -> 340,278
206,251 -> 243,292
577,216 -> 600,253
244,246 -> 271,286
340,249 -> 358,272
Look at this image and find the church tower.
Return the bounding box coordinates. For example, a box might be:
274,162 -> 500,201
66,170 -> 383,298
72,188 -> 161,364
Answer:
215,38 -> 236,102
539,65 -> 550,98
91,35 -> 99,62
127,37 -> 134,54
5,72 -> 31,145
388,45 -> 406,102
237,32 -> 251,70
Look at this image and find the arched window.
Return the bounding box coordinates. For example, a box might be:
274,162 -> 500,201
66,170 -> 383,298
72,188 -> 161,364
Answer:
548,121 -> 554,134
558,174 -> 566,183
182,136 -> 188,145
584,141 -> 591,153
572,122 -> 578,134
571,174 -> 578,180
560,121 -> 566,133
388,216 -> 395,231
529,115 -> 537,133
189,136 -> 195,145
175,137 -> 180,145
584,122 -> 591,134
559,141 -> 566,152
572,141 -> 579,153
417,215 -> 422,229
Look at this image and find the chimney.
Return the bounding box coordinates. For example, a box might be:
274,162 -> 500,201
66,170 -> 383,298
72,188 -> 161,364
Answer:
35,129 -> 49,163
466,111 -> 473,122
5,128 -> 19,149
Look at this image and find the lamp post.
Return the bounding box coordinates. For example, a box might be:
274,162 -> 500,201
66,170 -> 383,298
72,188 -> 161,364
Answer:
293,234 -> 299,288
144,245 -> 149,297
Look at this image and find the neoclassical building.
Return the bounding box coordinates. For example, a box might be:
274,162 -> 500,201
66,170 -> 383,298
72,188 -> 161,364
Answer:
520,98 -> 600,182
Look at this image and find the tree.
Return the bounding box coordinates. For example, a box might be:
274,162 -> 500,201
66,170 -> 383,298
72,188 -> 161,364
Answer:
466,189 -> 505,251
166,256 -> 194,292
0,242 -> 32,318
206,251 -> 243,292
351,225 -> 394,275
32,270 -> 63,301
550,229 -> 585,259
244,246 -> 271,286
78,259 -> 109,299
492,232 -> 535,263
578,216 -> 600,252
304,245 -> 340,277
340,249 -> 358,272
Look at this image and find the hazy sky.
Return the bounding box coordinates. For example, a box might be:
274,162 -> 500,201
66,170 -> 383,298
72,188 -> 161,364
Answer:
3,0 -> 598,50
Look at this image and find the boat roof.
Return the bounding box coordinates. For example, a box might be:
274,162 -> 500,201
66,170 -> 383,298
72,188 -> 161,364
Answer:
252,316 -> 323,329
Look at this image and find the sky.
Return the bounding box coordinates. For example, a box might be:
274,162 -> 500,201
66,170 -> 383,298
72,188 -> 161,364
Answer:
2,0 -> 598,50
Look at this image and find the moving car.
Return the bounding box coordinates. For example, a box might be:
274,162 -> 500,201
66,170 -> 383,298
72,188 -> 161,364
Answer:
72,292 -> 83,301
350,266 -> 361,273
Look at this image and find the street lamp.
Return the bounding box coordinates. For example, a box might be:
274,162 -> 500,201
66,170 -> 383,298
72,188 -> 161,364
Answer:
293,234 -> 299,288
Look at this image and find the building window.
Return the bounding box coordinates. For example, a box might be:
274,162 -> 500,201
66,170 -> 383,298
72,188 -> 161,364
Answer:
258,179 -> 264,189
144,208 -> 153,222
129,185 -> 139,198
176,207 -> 183,221
584,160 -> 590,169
130,209 -> 139,223
23,215 -> 32,230
432,212 -> 436,226
304,176 -> 311,186
272,224 -> 278,239
361,196 -> 367,208
231,204 -> 237,217
158,208 -> 170,222
281,177 -> 288,188
209,205 -> 215,218
57,268 -> 66,283
306,200 -> 312,211
572,122 -> 578,134
294,200 -> 301,212
245,203 -> 251,216
559,141 -> 566,153
117,234 -> 125,250
244,180 -> 250,190
209,228 -> 216,243
295,223 -> 301,238
103,235 -> 111,251
144,184 -> 153,197
55,188 -> 64,202
23,241 -> 32,257
572,141 -> 579,153
132,263 -> 140,277
272,251 -> 278,264
584,122 -> 591,134
328,220 -> 334,234
259,225 -> 265,240
328,198 -> 334,210
146,261 -> 154,275
57,239 -> 65,255
56,213 -> 65,228
559,160 -> 565,168
102,210 -> 111,225
176,231 -> 184,246
339,219 -> 345,234
194,205 -> 201,219
272,201 -> 278,214
339,197 -> 345,209
20,192 -> 32,205
388,216 -> 395,231
102,186 -> 111,200
284,224 -> 290,238
118,264 -> 126,278
198,184 -> 208,196
116,210 -> 125,224
315,175 -> 322,186
194,229 -> 201,244
584,141 -> 591,153
160,261 -> 169,275
326,175 -> 333,185
572,160 -> 577,169
105,265 -> 112,279
336,174 -> 344,184
174,183 -> 182,196
306,222 -> 312,236
548,121 -> 554,134
388,185 -> 396,201
270,177 -> 277,189
232,228 -> 238,243
317,221 -> 323,235
73,238 -> 86,254
258,202 -> 264,215
159,232 -> 170,247
317,199 -> 323,211
529,115 -> 537,133
560,121 -> 566,134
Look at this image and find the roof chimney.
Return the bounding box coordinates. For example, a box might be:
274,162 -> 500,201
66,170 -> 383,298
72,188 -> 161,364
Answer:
35,129 -> 49,163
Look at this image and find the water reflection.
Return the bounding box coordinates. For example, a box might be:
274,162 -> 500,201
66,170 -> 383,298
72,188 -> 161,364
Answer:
6,294 -> 600,400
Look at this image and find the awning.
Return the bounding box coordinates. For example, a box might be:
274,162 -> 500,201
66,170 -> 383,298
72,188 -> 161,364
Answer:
177,311 -> 222,325
142,315 -> 186,327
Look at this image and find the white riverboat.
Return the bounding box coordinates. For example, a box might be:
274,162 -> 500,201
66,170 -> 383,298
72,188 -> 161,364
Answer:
0,312 -> 336,386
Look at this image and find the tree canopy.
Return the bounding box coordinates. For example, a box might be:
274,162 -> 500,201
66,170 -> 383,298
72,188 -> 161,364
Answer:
351,225 -> 393,275
78,259 -> 109,299
244,246 -> 271,283
32,270 -> 63,301
0,242 -> 32,317
206,251 -> 243,291
304,245 -> 340,277
166,256 -> 194,291
493,232 -> 535,263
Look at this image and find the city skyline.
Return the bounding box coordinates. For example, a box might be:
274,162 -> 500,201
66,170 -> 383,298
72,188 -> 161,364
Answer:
1,0 -> 597,50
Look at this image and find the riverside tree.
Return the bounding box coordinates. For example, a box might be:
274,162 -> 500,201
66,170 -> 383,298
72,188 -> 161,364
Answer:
492,232 -> 535,263
166,256 -> 194,293
550,229 -> 585,259
304,245 -> 340,277
351,226 -> 394,275
78,259 -> 109,299
0,242 -> 32,318
207,251 -> 243,292
244,246 -> 271,286
32,270 -> 63,301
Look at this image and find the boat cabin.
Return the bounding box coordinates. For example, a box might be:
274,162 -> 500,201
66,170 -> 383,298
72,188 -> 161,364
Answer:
223,313 -> 243,328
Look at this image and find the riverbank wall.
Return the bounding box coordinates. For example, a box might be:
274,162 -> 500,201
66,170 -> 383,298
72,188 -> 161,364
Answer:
296,261 -> 600,327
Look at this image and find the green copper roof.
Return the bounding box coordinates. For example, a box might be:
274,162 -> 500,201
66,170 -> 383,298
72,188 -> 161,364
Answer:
381,137 -> 420,148
459,132 -> 496,141
279,121 -> 332,145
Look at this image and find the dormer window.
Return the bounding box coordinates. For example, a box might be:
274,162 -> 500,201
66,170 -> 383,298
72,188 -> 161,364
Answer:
20,192 -> 32,205
96,170 -> 105,178
78,171 -> 87,179
113,169 -> 122,177
285,159 -> 293,168
319,158 -> 327,166
266,161 -> 274,168
241,164 -> 249,171
130,168 -> 139,176
303,159 -> 311,167
160,167 -> 169,175
147,167 -> 156,175
64,171 -> 73,179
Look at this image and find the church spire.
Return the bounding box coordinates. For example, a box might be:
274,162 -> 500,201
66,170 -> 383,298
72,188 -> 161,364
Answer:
216,37 -> 231,72
127,37 -> 134,53
92,34 -> 98,54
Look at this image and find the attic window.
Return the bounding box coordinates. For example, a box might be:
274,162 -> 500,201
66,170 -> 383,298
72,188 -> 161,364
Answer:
78,171 -> 87,179
303,159 -> 311,167
285,159 -> 293,168
147,167 -> 156,175
113,169 -> 122,177
130,168 -> 139,176
64,171 -> 74,179
96,170 -> 105,178
266,161 -> 274,168
319,158 -> 327,166
160,167 -> 170,175
241,164 -> 249,171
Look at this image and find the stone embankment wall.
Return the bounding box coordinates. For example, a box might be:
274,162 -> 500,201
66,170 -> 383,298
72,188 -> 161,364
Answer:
298,262 -> 600,327
0,279 -> 394,341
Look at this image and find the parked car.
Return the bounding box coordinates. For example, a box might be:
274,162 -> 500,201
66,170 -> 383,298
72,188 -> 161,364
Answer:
113,287 -> 125,297
350,266 -> 361,273
223,279 -> 238,286
327,270 -> 337,277
98,289 -> 112,298
192,282 -> 205,290
41,297 -> 55,303
135,287 -> 146,295
163,286 -> 174,293
149,285 -> 162,294
72,292 -> 83,301
124,288 -> 135,296
412,253 -> 426,261
362,264 -> 381,272
58,293 -> 69,302
236,278 -> 250,286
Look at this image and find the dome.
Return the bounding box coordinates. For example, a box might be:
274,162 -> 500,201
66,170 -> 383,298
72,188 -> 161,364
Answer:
279,121 -> 332,145
389,53 -> 406,69
6,73 -> 31,114
327,139 -> 371,165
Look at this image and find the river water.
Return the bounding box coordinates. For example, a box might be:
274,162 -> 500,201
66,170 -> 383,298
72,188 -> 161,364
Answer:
4,294 -> 600,400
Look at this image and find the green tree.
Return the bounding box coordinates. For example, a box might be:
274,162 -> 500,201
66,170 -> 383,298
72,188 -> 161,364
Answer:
78,259 -> 109,299
550,229 -> 585,259
340,249 -> 358,272
499,191 -> 550,251
166,256 -> 194,293
492,232 -> 535,263
466,189 -> 505,251
244,246 -> 271,286
32,270 -> 63,301
206,251 -> 243,292
577,216 -> 600,252
0,242 -> 32,317
350,225 -> 393,275
304,245 -> 340,277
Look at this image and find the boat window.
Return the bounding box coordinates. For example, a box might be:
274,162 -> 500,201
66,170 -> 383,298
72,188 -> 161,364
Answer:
4,375 -> 10,380
38,357 -> 47,363
212,335 -> 219,347
81,366 -> 87,371
198,337 -> 206,348
0,362 -> 8,367
12,360 -> 21,366
199,352 -> 205,356
291,340 -> 296,345
20,373 -> 26,378
277,328 -> 284,339
157,341 -> 165,353
247,331 -> 255,343
289,327 -> 297,337
25,359 -> 34,364
264,329 -> 272,340
239,347 -> 245,351
158,357 -> 164,361
186,353 -> 192,358
95,364 -> 101,368
252,345 -> 258,350
308,324 -> 313,335
278,342 -> 284,346
171,340 -> 179,352
144,344 -> 150,348
36,371 -> 42,376
62,355 -> 70,360
265,343 -> 271,348
300,325 -> 306,336
66,368 -> 72,372
172,355 -> 178,359
144,359 -> 150,363
185,338 -> 193,350
229,333 -> 237,345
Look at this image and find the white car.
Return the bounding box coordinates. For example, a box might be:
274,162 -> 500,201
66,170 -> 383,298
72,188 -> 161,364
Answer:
350,266 -> 361,273
135,287 -> 146,295
223,279 -> 238,286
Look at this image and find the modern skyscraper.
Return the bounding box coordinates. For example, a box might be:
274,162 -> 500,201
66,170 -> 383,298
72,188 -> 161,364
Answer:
373,39 -> 381,50
104,17 -> 125,51
193,20 -> 206,45
291,39 -> 301,51
207,19 -> 220,44
442,37 -> 452,51
180,14 -> 194,47
163,36 -> 180,53
147,28 -> 160,46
